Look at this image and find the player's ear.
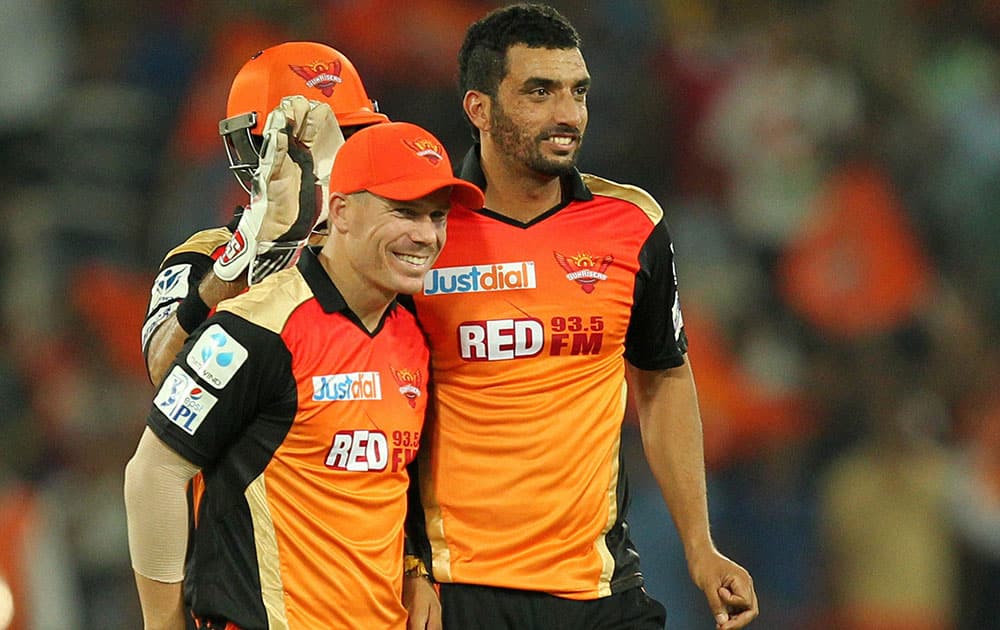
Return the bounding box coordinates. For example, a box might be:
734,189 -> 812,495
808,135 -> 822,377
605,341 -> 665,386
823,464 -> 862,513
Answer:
463,90 -> 491,134
328,192 -> 352,234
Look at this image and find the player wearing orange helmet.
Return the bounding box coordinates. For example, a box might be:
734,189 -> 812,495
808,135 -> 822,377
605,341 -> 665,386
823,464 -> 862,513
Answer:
142,41 -> 389,388
219,41 -> 388,196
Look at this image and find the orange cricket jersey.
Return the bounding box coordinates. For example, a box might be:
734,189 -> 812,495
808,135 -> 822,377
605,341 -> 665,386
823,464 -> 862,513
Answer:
148,248 -> 428,629
411,150 -> 687,599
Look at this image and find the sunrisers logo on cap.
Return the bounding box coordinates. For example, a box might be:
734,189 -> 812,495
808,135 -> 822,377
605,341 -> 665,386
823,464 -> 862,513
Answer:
289,60 -> 343,96
403,138 -> 444,166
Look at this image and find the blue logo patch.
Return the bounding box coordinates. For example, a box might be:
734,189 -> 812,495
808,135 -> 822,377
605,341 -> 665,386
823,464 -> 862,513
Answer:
154,366 -> 218,435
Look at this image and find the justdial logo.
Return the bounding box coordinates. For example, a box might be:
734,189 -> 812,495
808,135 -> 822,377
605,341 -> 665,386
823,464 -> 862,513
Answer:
423,261 -> 536,296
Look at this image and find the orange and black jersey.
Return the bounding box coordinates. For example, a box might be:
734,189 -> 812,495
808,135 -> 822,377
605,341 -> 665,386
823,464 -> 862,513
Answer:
409,146 -> 687,600
148,248 -> 429,630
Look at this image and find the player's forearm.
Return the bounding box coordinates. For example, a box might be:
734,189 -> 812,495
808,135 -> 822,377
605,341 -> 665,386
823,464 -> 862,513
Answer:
146,317 -> 190,386
196,271 -> 248,309
146,273 -> 247,385
134,572 -> 186,630
628,360 -> 715,560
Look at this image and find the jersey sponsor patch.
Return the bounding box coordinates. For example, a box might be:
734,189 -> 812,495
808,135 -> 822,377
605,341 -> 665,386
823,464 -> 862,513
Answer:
312,371 -> 382,401
141,301 -> 179,352
148,264 -> 192,314
154,365 -> 218,435
325,430 -> 389,471
423,261 -> 536,296
185,324 -> 249,389
458,318 -> 544,361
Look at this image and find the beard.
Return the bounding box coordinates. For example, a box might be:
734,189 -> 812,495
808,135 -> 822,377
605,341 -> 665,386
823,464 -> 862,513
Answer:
489,101 -> 582,177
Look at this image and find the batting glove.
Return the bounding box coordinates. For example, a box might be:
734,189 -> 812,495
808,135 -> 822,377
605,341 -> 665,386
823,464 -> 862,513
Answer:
214,96 -> 345,284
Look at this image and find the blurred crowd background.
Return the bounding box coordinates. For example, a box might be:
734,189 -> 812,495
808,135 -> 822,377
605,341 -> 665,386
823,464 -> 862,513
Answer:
1,0 -> 998,628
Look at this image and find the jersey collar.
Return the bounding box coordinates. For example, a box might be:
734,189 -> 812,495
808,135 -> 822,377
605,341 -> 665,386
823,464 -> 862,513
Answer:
297,247 -> 398,332
458,144 -> 593,203
298,247 -> 349,313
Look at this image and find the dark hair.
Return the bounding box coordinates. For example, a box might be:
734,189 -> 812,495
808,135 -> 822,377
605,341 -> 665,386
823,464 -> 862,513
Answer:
458,3 -> 581,99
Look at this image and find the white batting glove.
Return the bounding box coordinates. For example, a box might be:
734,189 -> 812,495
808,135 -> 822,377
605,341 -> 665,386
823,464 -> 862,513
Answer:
213,96 -> 345,284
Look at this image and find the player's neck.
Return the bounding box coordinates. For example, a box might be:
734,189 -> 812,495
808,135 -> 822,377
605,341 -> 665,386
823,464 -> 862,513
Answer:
480,148 -> 562,223
318,250 -> 392,332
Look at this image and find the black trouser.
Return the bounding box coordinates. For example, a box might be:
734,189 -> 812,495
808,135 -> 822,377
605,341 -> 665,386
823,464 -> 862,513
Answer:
439,583 -> 667,630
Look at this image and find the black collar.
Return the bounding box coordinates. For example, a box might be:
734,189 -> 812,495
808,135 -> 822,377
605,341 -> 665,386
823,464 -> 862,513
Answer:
458,144 -> 593,204
297,247 -> 398,317
298,247 -> 349,313
297,248 -> 397,335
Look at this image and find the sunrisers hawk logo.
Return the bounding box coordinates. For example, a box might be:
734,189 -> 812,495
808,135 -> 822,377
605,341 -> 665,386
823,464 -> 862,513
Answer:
288,59 -> 343,97
390,367 -> 423,408
553,251 -> 613,293
423,261 -> 536,296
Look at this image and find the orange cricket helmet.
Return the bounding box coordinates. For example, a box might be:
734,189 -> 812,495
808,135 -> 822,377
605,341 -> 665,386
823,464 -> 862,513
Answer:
219,41 -> 389,192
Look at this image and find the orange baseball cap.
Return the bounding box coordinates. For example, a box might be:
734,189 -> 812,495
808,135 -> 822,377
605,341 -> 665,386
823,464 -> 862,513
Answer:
331,122 -> 484,210
226,41 -> 389,130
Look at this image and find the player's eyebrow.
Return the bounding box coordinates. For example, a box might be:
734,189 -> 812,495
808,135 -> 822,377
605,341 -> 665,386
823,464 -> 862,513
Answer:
521,76 -> 591,92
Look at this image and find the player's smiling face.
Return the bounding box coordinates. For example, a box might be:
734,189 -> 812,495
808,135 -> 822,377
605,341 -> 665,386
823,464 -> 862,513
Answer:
347,190 -> 450,296
489,44 -> 590,177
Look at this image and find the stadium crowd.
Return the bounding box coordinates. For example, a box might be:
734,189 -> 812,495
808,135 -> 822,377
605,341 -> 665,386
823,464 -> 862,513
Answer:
0,1 -> 998,628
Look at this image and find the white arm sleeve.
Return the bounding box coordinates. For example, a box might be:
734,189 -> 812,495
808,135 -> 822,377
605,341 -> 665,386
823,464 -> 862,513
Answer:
123,427 -> 201,582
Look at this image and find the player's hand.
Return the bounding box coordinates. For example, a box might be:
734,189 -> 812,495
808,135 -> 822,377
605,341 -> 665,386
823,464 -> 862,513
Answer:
403,574 -> 441,630
689,549 -> 758,629
213,95 -> 345,284
294,96 -> 343,229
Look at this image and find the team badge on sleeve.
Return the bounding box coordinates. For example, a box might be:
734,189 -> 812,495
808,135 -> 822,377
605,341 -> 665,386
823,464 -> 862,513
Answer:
148,264 -> 192,314
185,324 -> 249,389
154,366 -> 218,435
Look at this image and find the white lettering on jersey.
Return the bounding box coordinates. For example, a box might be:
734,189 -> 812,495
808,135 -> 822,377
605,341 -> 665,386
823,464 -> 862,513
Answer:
154,365 -> 218,435
312,372 -> 383,401
148,264 -> 192,315
458,318 -> 544,361
325,430 -> 389,471
423,261 -> 536,296
185,324 -> 249,389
